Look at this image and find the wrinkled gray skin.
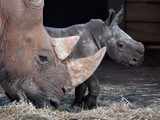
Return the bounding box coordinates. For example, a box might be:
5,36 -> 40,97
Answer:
46,8 -> 144,109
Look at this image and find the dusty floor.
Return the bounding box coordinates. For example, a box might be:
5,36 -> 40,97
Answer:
0,49 -> 160,120
97,49 -> 160,108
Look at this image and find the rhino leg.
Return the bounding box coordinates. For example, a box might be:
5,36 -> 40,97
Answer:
84,75 -> 100,109
5,92 -> 19,102
72,82 -> 87,108
73,74 -> 100,109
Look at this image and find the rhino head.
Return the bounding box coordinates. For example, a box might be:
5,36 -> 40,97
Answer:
102,7 -> 144,66
0,0 -> 106,108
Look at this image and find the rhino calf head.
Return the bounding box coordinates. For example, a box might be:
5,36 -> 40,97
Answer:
0,0 -> 106,108
103,8 -> 144,66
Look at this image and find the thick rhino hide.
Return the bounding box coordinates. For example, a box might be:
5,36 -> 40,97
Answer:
0,0 -> 106,108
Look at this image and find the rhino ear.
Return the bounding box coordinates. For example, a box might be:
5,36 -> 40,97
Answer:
51,36 -> 80,60
110,6 -> 124,26
67,47 -> 106,87
105,9 -> 116,26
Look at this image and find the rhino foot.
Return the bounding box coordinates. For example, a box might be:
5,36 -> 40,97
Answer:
83,94 -> 97,109
71,82 -> 86,108
72,94 -> 97,110
71,96 -> 84,109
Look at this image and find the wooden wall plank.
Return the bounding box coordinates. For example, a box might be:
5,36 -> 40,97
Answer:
126,3 -> 160,22
126,22 -> 160,42
127,0 -> 160,3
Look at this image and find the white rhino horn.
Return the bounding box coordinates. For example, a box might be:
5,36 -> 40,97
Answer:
51,36 -> 80,60
67,47 -> 106,87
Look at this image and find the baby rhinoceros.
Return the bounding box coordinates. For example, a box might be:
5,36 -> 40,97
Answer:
0,0 -> 106,108
46,7 -> 145,109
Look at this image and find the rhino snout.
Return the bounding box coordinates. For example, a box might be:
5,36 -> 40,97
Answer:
136,42 -> 145,55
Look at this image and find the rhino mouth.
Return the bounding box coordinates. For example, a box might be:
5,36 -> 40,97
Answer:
119,55 -> 144,67
127,55 -> 144,66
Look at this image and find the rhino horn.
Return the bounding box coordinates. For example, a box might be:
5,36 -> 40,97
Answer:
66,47 -> 106,87
51,36 -> 80,60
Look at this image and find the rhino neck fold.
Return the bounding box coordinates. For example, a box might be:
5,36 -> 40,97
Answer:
87,19 -> 107,49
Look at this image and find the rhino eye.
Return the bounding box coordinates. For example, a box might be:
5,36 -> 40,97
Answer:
38,55 -> 49,64
117,41 -> 124,48
36,49 -> 53,66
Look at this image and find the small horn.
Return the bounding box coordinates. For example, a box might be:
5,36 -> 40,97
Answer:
66,47 -> 106,87
51,36 -> 80,60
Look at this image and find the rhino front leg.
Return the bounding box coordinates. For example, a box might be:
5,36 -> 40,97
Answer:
72,82 -> 87,108
73,74 -> 100,109
84,74 -> 100,109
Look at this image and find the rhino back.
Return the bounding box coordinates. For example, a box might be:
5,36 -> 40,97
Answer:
46,24 -> 85,37
71,30 -> 98,59
46,24 -> 99,59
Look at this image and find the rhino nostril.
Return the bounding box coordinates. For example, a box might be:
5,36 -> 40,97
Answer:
132,58 -> 137,63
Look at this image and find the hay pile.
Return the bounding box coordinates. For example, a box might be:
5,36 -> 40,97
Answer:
0,101 -> 160,120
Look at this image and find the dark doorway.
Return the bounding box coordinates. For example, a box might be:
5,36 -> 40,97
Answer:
44,0 -> 108,27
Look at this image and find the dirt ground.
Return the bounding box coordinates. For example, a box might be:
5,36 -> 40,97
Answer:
97,48 -> 160,107
0,49 -> 160,120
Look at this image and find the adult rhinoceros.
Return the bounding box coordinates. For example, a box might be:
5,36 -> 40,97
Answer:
46,8 -> 145,109
0,0 -> 106,108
